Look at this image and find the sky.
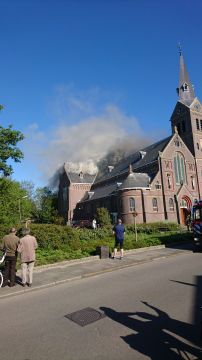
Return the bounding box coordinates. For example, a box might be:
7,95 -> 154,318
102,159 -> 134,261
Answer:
1,0 -> 202,189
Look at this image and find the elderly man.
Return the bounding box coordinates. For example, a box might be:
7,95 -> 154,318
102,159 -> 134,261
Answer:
17,228 -> 38,287
1,227 -> 19,287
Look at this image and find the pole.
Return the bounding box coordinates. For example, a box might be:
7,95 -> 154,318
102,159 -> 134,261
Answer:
133,211 -> 138,242
134,215 -> 137,242
18,199 -> 21,223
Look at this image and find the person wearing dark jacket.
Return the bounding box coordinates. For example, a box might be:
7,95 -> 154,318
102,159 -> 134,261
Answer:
112,219 -> 125,259
1,227 -> 19,287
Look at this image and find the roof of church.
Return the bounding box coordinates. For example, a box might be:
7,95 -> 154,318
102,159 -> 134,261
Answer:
82,182 -> 118,201
95,135 -> 172,184
178,52 -> 195,106
66,172 -> 96,184
119,172 -> 150,190
82,172 -> 151,203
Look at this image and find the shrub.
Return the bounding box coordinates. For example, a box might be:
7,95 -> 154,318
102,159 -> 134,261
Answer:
96,207 -> 112,227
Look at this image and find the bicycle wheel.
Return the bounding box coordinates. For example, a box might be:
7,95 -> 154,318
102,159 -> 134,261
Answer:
0,271 -> 3,288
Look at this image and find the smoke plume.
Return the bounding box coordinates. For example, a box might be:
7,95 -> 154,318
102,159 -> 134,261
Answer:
22,87 -> 156,189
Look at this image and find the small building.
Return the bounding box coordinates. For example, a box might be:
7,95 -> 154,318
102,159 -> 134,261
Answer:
58,51 -> 202,225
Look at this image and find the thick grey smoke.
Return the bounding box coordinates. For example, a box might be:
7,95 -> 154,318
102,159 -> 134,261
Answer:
21,87 -> 157,188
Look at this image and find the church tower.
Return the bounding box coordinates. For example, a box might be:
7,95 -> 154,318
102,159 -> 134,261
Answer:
171,48 -> 202,196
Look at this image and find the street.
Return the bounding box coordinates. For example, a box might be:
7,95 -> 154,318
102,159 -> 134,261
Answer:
1,251 -> 202,360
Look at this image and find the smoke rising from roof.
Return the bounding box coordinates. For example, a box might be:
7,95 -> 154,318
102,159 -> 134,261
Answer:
22,87 -> 156,188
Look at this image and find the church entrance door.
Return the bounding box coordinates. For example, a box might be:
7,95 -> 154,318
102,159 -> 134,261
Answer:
179,196 -> 192,225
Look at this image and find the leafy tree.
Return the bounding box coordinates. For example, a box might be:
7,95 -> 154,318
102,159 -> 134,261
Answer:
33,187 -> 59,224
96,207 -> 111,227
0,178 -> 33,227
0,106 -> 24,176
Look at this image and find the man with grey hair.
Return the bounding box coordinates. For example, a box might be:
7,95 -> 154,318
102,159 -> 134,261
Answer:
1,227 -> 19,287
17,228 -> 38,287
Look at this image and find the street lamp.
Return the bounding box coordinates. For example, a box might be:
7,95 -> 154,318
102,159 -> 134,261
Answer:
18,195 -> 28,223
133,211 -> 138,242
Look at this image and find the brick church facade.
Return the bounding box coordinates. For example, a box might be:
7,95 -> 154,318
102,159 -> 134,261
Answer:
58,52 -> 202,225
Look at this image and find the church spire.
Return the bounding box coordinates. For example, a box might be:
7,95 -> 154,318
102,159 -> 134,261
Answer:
176,45 -> 195,105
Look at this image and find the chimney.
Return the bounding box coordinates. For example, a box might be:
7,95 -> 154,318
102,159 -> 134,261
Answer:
129,164 -> 133,174
79,171 -> 83,179
108,165 -> 114,173
88,191 -> 94,199
139,151 -> 146,159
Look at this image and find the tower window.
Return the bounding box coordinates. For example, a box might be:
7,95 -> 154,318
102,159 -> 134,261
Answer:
129,197 -> 135,212
197,143 -> 200,150
167,174 -> 172,189
155,181 -> 161,189
174,153 -> 186,185
169,198 -> 174,211
196,119 -> 200,130
191,176 -> 196,190
200,120 -> 202,131
152,198 -> 158,212
182,82 -> 188,91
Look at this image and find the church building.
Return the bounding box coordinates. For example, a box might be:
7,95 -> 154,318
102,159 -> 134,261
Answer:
58,51 -> 202,225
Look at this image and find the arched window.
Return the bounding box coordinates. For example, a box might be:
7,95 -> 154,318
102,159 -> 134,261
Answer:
129,197 -> 135,212
169,198 -> 174,211
191,176 -> 196,190
152,198 -> 158,212
197,143 -> 200,150
167,174 -> 172,189
196,119 -> 200,130
174,153 -> 186,185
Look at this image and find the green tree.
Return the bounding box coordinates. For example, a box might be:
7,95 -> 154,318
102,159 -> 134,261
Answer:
33,187 -> 59,224
96,207 -> 111,227
0,178 -> 33,227
0,106 -> 24,176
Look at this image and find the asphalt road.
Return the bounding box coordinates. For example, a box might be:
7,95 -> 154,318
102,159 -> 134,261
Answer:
1,251 -> 202,360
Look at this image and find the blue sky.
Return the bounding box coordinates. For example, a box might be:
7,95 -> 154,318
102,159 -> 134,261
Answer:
1,0 -> 202,188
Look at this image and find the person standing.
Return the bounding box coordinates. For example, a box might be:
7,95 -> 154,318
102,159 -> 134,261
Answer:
17,228 -> 38,287
92,218 -> 97,230
112,219 -> 125,259
1,227 -> 19,287
186,214 -> 191,231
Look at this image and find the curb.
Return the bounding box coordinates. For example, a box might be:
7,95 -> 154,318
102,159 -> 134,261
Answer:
0,245 -> 191,300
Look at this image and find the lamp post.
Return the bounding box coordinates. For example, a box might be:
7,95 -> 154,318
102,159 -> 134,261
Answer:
18,196 -> 28,223
133,211 -> 138,242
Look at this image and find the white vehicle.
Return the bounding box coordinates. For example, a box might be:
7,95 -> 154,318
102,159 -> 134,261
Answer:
0,251 -> 6,287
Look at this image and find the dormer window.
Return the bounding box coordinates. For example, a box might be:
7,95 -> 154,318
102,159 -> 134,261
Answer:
182,82 -> 188,92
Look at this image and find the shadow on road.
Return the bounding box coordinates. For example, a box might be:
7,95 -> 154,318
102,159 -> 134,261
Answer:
100,301 -> 202,359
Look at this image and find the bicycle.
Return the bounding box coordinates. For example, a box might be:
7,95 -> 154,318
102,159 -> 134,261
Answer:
0,251 -> 6,288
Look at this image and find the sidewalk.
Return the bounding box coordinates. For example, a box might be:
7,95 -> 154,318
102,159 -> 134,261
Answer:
0,243 -> 192,299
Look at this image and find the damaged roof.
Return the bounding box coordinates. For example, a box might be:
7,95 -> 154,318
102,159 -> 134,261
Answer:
95,135 -> 172,184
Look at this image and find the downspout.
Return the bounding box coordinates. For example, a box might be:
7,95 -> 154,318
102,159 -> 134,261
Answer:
174,195 -> 180,224
194,158 -> 201,200
141,189 -> 146,223
174,181 -> 184,225
158,152 -> 168,220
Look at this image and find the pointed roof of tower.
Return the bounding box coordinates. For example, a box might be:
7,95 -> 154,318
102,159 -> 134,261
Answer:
177,46 -> 195,106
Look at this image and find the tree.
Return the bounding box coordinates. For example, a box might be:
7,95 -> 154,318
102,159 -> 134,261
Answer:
0,178 -> 33,227
33,187 -> 59,224
0,107 -> 24,176
96,207 -> 111,227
